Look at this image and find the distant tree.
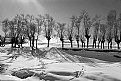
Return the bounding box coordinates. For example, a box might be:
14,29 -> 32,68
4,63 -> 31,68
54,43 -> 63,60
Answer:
80,34 -> 85,48
1,18 -> 9,46
119,13 -> 121,47
92,15 -> 100,48
56,22 -> 66,48
30,22 -> 36,50
43,14 -> 55,47
83,10 -> 92,48
0,35 -> 5,46
114,22 -> 120,49
114,13 -> 121,49
67,16 -> 76,48
35,15 -> 44,49
11,14 -> 26,48
98,24 -> 106,49
26,14 -> 37,50
18,14 -> 28,47
8,20 -> 17,47
106,10 -> 116,49
74,14 -> 83,48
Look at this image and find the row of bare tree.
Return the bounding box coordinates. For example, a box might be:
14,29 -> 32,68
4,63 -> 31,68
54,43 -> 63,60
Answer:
1,10 -> 121,49
56,10 -> 121,49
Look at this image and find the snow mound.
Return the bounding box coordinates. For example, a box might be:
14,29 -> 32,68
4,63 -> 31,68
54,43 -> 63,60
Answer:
44,47 -> 107,64
1,47 -> 121,81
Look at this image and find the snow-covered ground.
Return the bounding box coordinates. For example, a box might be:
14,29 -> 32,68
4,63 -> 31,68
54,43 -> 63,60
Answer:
0,39 -> 121,81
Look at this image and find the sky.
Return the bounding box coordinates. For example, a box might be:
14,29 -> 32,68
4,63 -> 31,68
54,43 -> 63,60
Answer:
0,0 -> 121,35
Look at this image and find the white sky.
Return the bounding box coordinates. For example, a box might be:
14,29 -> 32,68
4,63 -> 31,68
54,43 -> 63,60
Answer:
0,0 -> 121,35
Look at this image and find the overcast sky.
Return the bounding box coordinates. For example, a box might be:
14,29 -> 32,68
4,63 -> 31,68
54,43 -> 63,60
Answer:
0,0 -> 121,35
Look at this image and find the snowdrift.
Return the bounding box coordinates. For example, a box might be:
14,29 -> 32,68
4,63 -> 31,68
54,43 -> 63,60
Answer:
0,47 -> 121,81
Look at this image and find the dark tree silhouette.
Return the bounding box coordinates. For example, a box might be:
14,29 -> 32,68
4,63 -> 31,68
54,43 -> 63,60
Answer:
80,34 -> 86,48
114,13 -> 121,49
114,23 -> 120,49
74,15 -> 83,48
67,16 -> 76,48
119,13 -> 121,48
0,35 -> 5,46
106,10 -> 116,49
92,15 -> 100,48
17,14 -> 27,48
44,14 -> 55,47
98,24 -> 106,49
83,10 -> 92,48
26,15 -> 37,50
1,19 -> 9,46
56,22 -> 66,48
35,15 -> 44,49
8,20 -> 18,47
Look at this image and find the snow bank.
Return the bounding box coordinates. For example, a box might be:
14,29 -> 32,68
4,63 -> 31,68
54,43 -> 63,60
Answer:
0,47 -> 121,81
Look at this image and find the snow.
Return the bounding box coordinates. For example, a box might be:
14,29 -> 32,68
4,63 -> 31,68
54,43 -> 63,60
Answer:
0,41 -> 121,81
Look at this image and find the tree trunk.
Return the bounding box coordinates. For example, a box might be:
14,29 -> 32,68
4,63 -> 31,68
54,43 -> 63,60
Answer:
77,40 -> 79,48
60,38 -> 64,48
36,39 -> 38,49
116,41 -> 120,49
21,42 -> 22,48
47,39 -> 50,47
32,36 -> 35,47
20,37 -> 24,48
103,42 -> 105,49
70,40 -> 73,48
101,42 -> 102,49
108,42 -> 110,49
85,35 -> 90,48
3,37 -> 6,47
93,41 -> 96,48
117,43 -> 120,49
95,42 -> 96,48
62,40 -> 64,48
31,36 -> 35,50
81,42 -> 83,48
93,38 -> 96,48
98,41 -> 99,48
3,33 -> 6,46
110,41 -> 112,49
87,38 -> 89,48
92,40 -> 94,48
84,42 -> 85,48
14,37 -> 17,48
28,36 -> 32,47
30,40 -> 31,47
115,39 -> 120,49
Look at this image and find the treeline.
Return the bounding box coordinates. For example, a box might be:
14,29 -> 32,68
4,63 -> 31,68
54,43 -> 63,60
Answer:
0,10 -> 121,49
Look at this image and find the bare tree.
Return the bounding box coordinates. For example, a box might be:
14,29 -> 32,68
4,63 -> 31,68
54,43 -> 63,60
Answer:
92,15 -> 100,48
35,15 -> 44,49
114,22 -> 120,49
44,14 -> 55,47
66,16 -> 76,48
106,10 -> 116,49
74,14 -> 83,48
56,22 -> 66,48
114,13 -> 121,49
18,14 -> 28,48
26,15 -> 37,50
80,34 -> 86,48
119,13 -> 121,48
98,24 -> 106,49
83,10 -> 92,48
11,14 -> 27,48
8,19 -> 20,48
1,18 -> 9,46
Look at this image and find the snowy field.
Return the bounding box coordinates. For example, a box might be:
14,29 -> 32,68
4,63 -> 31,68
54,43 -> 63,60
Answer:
0,39 -> 121,81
